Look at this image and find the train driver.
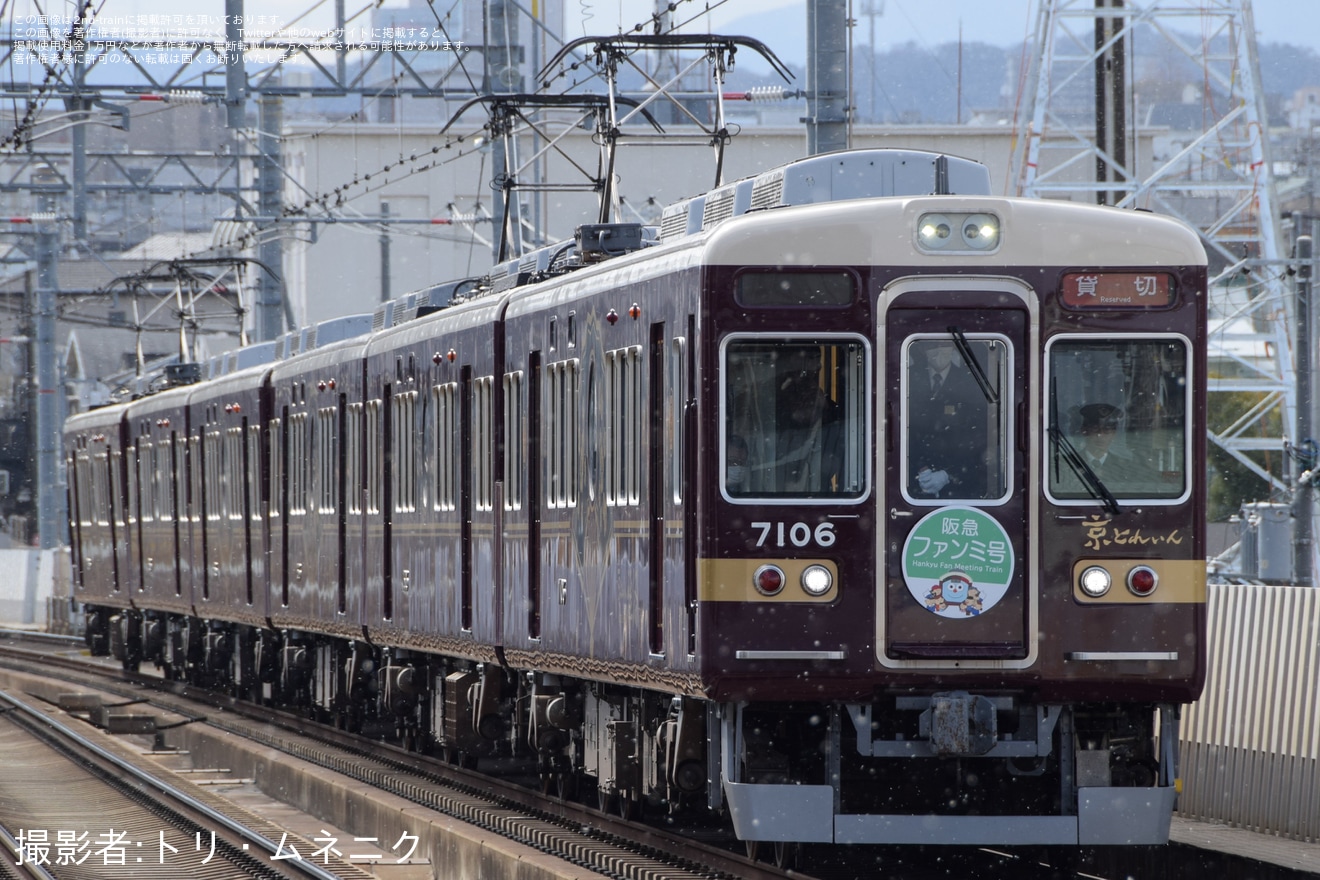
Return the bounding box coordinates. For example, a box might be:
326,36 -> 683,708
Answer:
726,434 -> 750,495
907,339 -> 990,499
1070,402 -> 1156,489
773,346 -> 844,494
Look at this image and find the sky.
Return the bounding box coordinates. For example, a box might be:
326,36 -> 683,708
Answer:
16,0 -> 1320,56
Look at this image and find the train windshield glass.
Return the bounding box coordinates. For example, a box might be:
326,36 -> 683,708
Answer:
723,337 -> 868,500
1047,337 -> 1189,502
903,334 -> 1012,504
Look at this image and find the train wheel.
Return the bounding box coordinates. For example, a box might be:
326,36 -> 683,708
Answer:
616,793 -> 638,821
744,841 -> 760,861
594,787 -> 614,813
772,842 -> 799,870
556,772 -> 578,802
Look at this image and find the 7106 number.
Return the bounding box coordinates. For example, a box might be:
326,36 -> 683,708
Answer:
751,521 -> 836,548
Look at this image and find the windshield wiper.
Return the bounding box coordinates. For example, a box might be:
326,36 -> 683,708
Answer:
1047,425 -> 1121,516
946,326 -> 999,405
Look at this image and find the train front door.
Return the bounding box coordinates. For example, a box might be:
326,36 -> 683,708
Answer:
879,279 -> 1037,665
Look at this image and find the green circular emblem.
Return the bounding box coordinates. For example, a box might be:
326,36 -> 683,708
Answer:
901,506 -> 1014,618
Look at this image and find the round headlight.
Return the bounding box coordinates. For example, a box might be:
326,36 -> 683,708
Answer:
753,564 -> 785,596
917,213 -> 954,250
960,213 -> 1000,250
1079,565 -> 1112,597
800,564 -> 833,597
1127,565 -> 1159,597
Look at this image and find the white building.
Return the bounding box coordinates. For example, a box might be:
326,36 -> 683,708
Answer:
280,121 -> 1161,327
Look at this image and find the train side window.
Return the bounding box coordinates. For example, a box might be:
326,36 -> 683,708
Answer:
902,335 -> 1012,505
545,359 -> 579,509
345,405 -> 361,515
138,440 -> 154,523
392,391 -> 418,513
722,336 -> 870,501
1046,336 -> 1189,504
670,337 -> 686,505
91,451 -> 108,526
288,413 -> 308,516
432,385 -> 456,511
605,345 -> 642,506
318,407 -> 338,514
153,440 -> 169,522
503,371 -> 524,511
205,430 -> 222,521
227,427 -> 245,520
111,449 -> 124,533
268,419 -> 282,520
365,400 -> 382,515
247,425 -> 262,522
472,378 -> 494,512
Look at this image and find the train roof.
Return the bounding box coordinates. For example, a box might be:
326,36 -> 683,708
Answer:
267,332 -> 375,381
66,400 -> 130,432
364,285 -> 509,354
702,194 -> 1208,269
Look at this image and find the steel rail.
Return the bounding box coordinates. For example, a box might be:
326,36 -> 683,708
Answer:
0,688 -> 346,880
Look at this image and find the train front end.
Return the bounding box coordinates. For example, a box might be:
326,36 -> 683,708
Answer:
697,175 -> 1207,845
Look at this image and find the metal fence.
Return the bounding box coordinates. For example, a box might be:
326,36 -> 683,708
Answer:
1179,583 -> 1319,842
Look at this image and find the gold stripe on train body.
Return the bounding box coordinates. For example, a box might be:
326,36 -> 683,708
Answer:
1069,558 -> 1206,604
697,558 -> 839,603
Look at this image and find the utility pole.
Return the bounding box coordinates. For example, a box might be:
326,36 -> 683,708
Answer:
224,0 -> 247,129
487,0 -> 522,261
1094,0 -> 1126,206
379,201 -> 391,304
805,0 -> 849,155
68,19 -> 89,244
1295,232 -> 1314,586
256,94 -> 284,341
32,173 -> 62,551
859,0 -> 883,123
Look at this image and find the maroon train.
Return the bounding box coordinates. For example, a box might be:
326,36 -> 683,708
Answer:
65,148 -> 1208,850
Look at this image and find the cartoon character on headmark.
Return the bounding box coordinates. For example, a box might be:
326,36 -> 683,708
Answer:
924,571 -> 984,616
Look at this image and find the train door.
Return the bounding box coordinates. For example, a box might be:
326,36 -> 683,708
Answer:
879,279 -> 1037,665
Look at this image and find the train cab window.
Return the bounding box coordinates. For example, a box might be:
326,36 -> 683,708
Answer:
902,335 -> 1012,505
1047,336 -> 1189,503
722,336 -> 869,501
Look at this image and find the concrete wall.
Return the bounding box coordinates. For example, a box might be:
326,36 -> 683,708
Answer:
0,548 -> 66,628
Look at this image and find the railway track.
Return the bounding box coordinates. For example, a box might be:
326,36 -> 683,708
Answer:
5,633 -> 1309,880
0,632 -> 791,880
0,686 -> 370,880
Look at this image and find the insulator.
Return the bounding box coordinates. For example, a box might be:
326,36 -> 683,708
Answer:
168,89 -> 207,105
746,85 -> 790,103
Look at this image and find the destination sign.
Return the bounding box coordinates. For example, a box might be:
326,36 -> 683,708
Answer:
1060,272 -> 1174,309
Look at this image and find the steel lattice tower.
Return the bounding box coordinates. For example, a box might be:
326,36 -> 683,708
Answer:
1012,0 -> 1300,509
